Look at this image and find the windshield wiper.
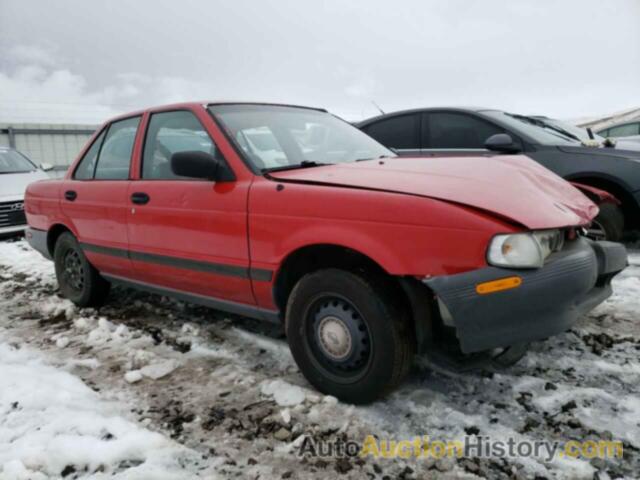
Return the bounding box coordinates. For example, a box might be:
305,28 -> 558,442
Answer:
355,154 -> 394,162
262,160 -> 333,174
511,114 -> 581,142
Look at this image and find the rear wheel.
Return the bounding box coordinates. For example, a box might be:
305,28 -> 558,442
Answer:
54,232 -> 110,307
586,203 -> 624,241
286,268 -> 414,404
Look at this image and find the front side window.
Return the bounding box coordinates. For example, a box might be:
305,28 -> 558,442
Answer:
363,114 -> 419,150
210,104 -> 393,171
94,116 -> 140,180
425,113 -> 504,149
0,148 -> 37,174
74,130 -> 106,179
142,110 -> 218,180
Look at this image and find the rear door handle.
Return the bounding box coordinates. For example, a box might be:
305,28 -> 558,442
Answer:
131,192 -> 150,205
64,190 -> 77,201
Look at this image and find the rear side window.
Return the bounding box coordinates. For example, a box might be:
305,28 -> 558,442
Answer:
425,113 -> 503,149
94,116 -> 141,180
74,130 -> 106,179
363,114 -> 419,149
142,110 -> 219,180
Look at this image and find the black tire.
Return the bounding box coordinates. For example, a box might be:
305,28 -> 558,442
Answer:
490,343 -> 529,369
587,203 -> 624,241
285,268 -> 415,404
53,232 -> 110,307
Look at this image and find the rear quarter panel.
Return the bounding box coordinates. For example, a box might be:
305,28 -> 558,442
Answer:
25,180 -> 65,233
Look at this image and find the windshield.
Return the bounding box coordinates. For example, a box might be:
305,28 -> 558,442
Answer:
209,104 -> 393,172
0,149 -> 37,174
482,111 -> 580,146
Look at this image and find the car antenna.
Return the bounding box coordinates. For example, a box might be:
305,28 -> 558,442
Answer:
371,101 -> 385,115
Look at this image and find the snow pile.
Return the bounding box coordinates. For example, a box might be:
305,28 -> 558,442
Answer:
0,242 -> 55,286
0,337 -> 210,479
261,379 -> 307,407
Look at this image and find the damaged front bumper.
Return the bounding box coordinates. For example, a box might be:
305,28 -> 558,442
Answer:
424,238 -> 627,354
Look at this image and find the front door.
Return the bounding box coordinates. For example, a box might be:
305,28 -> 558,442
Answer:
125,109 -> 254,305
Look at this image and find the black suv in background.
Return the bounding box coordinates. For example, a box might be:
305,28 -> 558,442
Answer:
357,108 -> 640,241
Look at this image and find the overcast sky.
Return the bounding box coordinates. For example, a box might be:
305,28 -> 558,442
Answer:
1,0 -> 639,125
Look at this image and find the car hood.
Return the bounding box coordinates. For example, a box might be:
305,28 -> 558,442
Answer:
269,155 -> 597,230
0,170 -> 50,202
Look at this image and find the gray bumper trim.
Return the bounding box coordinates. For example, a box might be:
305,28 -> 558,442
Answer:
26,227 -> 51,260
425,238 -> 627,353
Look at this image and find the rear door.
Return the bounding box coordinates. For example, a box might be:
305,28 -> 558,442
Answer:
125,108 -> 254,305
61,116 -> 141,277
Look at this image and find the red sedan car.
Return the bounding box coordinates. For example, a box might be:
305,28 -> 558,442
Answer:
25,102 -> 627,403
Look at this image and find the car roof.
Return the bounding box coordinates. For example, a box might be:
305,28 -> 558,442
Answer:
356,106 -> 496,127
106,101 -> 327,124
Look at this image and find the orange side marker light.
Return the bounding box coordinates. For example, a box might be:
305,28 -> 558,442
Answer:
476,276 -> 522,295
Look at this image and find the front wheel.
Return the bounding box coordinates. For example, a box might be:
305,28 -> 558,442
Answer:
285,269 -> 414,404
586,203 -> 624,241
490,343 -> 529,368
54,232 -> 110,307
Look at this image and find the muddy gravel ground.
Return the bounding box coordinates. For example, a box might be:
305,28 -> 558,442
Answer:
0,239 -> 639,479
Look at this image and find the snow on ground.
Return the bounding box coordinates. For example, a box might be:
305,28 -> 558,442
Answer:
0,239 -> 639,479
0,336 -> 218,480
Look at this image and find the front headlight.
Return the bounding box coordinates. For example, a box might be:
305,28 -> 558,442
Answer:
487,230 -> 563,269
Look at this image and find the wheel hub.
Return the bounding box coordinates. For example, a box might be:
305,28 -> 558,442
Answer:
317,316 -> 352,360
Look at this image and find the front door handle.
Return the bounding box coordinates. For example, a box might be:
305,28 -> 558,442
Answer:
65,190 -> 77,201
131,192 -> 150,205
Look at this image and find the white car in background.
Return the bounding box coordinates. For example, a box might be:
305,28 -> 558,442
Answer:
0,147 -> 52,237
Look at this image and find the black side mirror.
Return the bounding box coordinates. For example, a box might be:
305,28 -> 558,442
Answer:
171,151 -> 235,181
485,133 -> 521,154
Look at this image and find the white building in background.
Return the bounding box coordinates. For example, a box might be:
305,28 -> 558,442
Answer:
0,123 -> 96,176
576,107 -> 640,132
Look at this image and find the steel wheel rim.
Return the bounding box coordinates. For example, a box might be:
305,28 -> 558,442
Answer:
305,295 -> 372,383
62,249 -> 85,291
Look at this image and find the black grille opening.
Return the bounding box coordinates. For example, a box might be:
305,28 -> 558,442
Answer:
0,201 -> 27,228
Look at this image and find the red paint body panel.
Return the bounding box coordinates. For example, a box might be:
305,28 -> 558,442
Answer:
59,180 -> 133,276
24,102 -> 599,315
125,180 -> 254,303
268,155 -> 598,230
